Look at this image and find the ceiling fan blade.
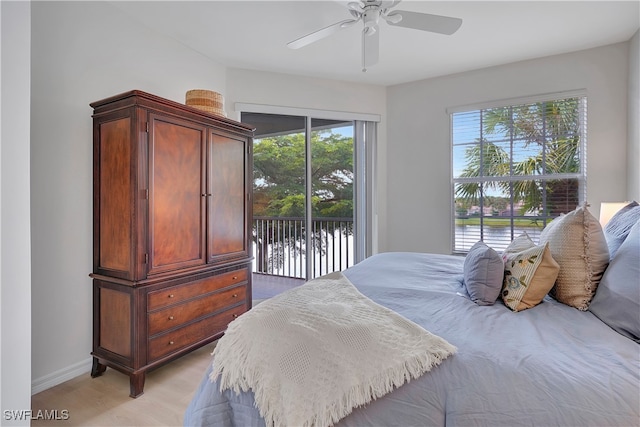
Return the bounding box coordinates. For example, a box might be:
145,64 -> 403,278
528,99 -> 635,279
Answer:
386,10 -> 462,35
287,19 -> 359,49
362,26 -> 379,71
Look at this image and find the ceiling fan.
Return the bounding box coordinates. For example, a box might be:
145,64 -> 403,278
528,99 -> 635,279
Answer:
286,1 -> 463,72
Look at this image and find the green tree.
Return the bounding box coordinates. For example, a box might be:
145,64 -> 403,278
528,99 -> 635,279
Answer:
455,99 -> 581,217
252,129 -> 354,272
253,130 -> 353,218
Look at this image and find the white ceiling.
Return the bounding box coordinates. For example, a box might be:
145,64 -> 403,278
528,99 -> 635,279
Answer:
111,1 -> 640,86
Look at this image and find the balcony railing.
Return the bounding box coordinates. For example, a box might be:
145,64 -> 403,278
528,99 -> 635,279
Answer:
253,216 -> 354,279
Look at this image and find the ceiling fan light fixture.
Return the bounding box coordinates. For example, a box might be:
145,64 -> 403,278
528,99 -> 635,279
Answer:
363,25 -> 377,36
347,1 -> 365,12
384,11 -> 403,24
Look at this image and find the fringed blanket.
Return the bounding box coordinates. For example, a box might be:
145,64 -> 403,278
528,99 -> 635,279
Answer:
210,272 -> 456,427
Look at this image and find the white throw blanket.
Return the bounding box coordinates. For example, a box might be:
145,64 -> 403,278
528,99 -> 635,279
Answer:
210,272 -> 456,427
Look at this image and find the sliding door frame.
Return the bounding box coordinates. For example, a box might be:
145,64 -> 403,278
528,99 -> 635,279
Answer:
236,102 -> 380,276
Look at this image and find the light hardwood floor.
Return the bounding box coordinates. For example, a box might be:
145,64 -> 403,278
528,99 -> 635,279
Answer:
31,342 -> 216,427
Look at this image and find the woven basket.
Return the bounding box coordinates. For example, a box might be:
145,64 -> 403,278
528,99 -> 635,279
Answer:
185,89 -> 225,117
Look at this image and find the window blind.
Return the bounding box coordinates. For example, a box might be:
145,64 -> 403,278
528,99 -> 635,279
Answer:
451,96 -> 587,253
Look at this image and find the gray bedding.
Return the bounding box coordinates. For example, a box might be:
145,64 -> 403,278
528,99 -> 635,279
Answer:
184,252 -> 640,426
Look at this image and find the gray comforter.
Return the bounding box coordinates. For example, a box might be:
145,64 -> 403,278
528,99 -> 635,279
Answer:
184,252 -> 640,426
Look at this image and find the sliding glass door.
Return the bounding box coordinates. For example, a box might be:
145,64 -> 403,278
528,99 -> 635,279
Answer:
247,113 -> 308,279
309,118 -> 355,278
242,111 -> 366,281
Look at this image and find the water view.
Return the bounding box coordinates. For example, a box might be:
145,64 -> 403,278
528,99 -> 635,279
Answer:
455,224 -> 543,252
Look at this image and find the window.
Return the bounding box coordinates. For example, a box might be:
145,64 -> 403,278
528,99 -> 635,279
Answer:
451,94 -> 587,253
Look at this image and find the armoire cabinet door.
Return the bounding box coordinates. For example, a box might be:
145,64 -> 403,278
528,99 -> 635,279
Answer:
207,131 -> 249,262
148,113 -> 207,275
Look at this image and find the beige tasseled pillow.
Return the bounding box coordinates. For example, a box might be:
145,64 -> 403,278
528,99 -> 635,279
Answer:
538,204 -> 610,310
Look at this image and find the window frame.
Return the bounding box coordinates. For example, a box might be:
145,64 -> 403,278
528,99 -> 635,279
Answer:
448,90 -> 588,253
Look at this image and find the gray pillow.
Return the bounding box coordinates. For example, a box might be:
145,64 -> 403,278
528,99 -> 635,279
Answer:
463,241 -> 504,306
604,201 -> 640,259
590,219 -> 640,342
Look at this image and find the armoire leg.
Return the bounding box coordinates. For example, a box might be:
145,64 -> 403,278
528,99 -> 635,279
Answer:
129,372 -> 146,398
90,357 -> 107,378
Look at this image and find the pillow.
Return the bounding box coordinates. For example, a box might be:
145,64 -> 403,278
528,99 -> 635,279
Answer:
501,232 -> 536,257
604,201 -> 640,259
501,240 -> 560,312
538,204 -> 610,310
463,241 -> 504,306
590,219 -> 640,342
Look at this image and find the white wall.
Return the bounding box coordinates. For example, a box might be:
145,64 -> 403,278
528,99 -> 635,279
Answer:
386,43 -> 631,254
30,1 -> 228,392
225,68 -> 388,252
628,30 -> 640,201
1,1 -> 32,424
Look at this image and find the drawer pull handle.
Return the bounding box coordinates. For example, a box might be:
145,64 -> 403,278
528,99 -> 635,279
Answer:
168,294 -> 174,298
168,316 -> 174,320
232,294 -> 238,298
233,314 -> 239,319
169,341 -> 174,345
232,276 -> 238,280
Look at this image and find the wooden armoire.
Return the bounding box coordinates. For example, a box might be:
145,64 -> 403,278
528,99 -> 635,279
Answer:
89,90 -> 253,397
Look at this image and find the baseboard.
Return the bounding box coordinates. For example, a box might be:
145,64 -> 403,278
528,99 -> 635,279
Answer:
31,357 -> 93,395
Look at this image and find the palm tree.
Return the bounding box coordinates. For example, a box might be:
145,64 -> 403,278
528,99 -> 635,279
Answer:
455,99 -> 582,217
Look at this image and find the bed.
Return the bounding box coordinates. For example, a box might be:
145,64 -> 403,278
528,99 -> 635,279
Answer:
184,204 -> 640,427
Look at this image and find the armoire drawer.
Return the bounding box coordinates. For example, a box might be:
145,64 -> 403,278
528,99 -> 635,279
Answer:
148,304 -> 247,361
148,285 -> 246,335
147,268 -> 248,311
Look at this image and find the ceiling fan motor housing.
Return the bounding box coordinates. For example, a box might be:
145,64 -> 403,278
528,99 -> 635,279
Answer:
362,7 -> 380,33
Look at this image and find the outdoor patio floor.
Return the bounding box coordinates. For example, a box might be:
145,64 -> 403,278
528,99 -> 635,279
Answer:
252,273 -> 306,300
